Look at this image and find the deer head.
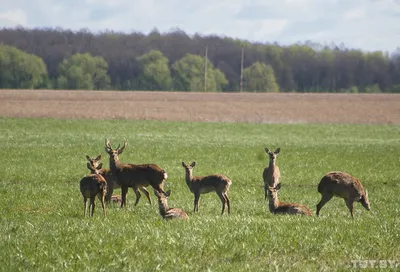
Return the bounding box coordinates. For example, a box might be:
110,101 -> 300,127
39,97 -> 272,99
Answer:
265,147 -> 280,164
86,154 -> 102,168
87,162 -> 103,175
360,190 -> 371,211
105,139 -> 127,161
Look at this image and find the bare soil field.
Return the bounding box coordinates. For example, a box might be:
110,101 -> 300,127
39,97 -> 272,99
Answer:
1,89 -> 399,124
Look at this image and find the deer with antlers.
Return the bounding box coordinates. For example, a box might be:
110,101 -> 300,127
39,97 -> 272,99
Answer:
105,139 -> 168,208
182,161 -> 231,215
80,162 -> 107,217
263,147 -> 281,200
266,183 -> 312,216
86,155 -> 151,205
316,171 -> 370,217
154,190 -> 188,220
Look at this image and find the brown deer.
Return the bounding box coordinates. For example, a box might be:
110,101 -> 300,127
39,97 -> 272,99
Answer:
105,139 -> 168,208
86,155 -> 151,205
263,147 -> 281,200
154,190 -> 189,220
80,162 -> 107,217
316,171 -> 370,218
266,183 -> 312,216
181,161 -> 231,215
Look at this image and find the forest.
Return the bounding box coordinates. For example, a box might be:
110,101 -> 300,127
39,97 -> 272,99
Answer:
0,27 -> 399,93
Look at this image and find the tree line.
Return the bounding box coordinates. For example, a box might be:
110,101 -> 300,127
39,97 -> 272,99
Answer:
0,27 -> 399,93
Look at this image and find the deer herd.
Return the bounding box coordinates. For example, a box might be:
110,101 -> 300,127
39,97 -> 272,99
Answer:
80,140 -> 371,219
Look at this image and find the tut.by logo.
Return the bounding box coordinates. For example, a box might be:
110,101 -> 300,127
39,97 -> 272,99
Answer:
351,260 -> 399,269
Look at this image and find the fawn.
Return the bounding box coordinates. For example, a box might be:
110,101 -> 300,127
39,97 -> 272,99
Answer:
316,171 -> 370,217
154,190 -> 189,220
263,147 -> 281,200
80,162 -> 107,217
105,139 -> 168,208
86,155 -> 151,205
181,161 -> 231,215
266,183 -> 312,216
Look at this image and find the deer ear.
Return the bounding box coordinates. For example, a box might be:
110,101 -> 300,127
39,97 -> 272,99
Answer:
275,183 -> 282,190
97,163 -> 103,170
274,148 -> 281,154
95,155 -> 101,161
181,162 -> 186,167
86,162 -> 92,171
86,155 -> 91,161
154,190 -> 161,197
165,190 -> 171,197
190,161 -> 196,167
265,148 -> 271,154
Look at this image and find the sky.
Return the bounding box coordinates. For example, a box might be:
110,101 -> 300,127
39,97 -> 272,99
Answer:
0,0 -> 399,52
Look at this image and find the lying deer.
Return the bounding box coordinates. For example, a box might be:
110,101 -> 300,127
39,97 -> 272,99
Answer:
316,171 -> 370,217
86,155 -> 151,205
105,139 -> 168,208
182,161 -> 231,215
263,147 -> 281,200
80,162 -> 107,217
266,183 -> 312,216
154,190 -> 188,220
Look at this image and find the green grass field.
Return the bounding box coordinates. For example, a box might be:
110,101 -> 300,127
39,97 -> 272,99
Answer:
0,117 -> 399,271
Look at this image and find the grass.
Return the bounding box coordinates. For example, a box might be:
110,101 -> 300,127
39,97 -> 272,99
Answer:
0,117 -> 399,271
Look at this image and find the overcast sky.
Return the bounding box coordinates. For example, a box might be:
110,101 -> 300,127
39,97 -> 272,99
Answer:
0,0 -> 399,52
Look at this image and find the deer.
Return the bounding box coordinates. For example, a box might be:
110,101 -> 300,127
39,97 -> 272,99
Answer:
86,155 -> 151,205
105,139 -> 168,208
181,161 -> 232,215
316,171 -> 370,218
266,183 -> 312,216
154,190 -> 189,220
263,147 -> 281,200
79,162 -> 107,217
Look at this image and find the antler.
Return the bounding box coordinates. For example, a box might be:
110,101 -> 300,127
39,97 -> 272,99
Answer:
119,139 -> 128,153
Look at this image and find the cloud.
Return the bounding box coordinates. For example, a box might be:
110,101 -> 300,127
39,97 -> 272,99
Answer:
0,0 -> 399,52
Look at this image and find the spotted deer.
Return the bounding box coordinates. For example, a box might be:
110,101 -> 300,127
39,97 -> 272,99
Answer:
86,155 -> 151,205
80,162 -> 107,217
181,161 -> 231,215
266,183 -> 312,216
263,147 -> 281,200
154,190 -> 188,220
316,171 -> 370,218
105,139 -> 168,208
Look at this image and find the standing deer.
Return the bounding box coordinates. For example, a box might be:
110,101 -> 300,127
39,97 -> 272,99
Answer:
80,162 -> 107,217
154,190 -> 189,220
86,155 -> 151,205
316,171 -> 370,218
181,161 -> 231,215
105,139 -> 168,208
263,147 -> 281,200
266,183 -> 312,216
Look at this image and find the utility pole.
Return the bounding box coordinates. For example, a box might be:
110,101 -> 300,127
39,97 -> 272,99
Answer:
240,47 -> 244,92
204,45 -> 208,92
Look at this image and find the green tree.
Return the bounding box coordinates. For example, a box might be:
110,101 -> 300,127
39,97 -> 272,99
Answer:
136,50 -> 172,90
57,53 -> 110,90
243,62 -> 279,92
0,44 -> 48,89
171,54 -> 228,92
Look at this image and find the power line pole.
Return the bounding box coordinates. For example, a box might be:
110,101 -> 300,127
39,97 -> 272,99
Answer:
240,47 -> 244,92
204,45 -> 208,92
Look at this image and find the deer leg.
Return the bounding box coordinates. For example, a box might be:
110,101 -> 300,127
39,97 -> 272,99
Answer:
316,193 -> 333,216
90,197 -> 96,217
194,192 -> 200,213
133,186 -> 141,206
100,193 -> 106,217
217,191 -> 226,215
83,197 -> 88,217
224,193 -> 231,215
121,186 -> 128,208
264,185 -> 268,200
139,187 -> 152,205
105,180 -> 114,204
345,199 -> 355,218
